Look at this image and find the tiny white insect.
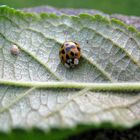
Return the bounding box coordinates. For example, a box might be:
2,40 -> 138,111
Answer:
10,45 -> 20,55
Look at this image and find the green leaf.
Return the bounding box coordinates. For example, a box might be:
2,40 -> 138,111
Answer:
0,6 -> 140,135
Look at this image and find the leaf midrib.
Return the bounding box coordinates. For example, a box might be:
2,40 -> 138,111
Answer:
1,80 -> 140,91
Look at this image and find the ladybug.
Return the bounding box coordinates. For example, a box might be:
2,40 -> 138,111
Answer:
59,41 -> 81,68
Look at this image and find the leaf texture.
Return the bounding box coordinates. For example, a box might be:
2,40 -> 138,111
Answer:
0,6 -> 140,132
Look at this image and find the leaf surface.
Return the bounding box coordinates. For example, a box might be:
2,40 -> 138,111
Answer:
0,6 -> 140,132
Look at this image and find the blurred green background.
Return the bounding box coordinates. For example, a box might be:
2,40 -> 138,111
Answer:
0,0 -> 140,16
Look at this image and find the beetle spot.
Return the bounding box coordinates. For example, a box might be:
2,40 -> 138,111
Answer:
77,47 -> 81,51
61,49 -> 65,54
61,56 -> 64,61
70,51 -> 74,56
71,58 -> 75,64
66,54 -> 70,59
